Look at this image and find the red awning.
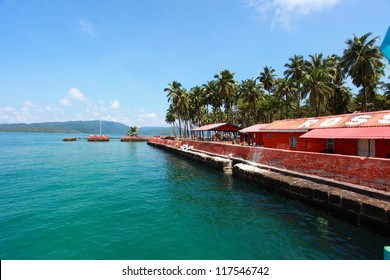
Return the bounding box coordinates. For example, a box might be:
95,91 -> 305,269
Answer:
300,127 -> 390,139
191,122 -> 240,132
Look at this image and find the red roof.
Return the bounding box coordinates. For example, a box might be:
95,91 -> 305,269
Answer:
239,124 -> 269,133
300,127 -> 390,139
259,110 -> 390,130
191,122 -> 240,132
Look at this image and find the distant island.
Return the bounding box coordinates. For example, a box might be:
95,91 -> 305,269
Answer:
0,121 -> 173,136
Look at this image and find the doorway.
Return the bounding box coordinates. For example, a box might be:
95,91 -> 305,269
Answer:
357,139 -> 375,157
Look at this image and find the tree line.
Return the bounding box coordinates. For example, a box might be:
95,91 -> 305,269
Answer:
164,32 -> 390,138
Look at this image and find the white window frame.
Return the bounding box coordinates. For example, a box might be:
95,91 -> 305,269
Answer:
326,139 -> 334,151
289,137 -> 298,148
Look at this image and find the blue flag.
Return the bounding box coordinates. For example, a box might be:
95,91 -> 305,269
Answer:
381,25 -> 390,63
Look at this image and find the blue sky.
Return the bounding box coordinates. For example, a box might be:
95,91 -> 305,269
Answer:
0,0 -> 389,127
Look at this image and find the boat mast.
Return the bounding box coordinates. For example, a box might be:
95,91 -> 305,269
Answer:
100,120 -> 102,136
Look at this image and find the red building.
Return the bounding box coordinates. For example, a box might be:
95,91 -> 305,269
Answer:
239,124 -> 268,146
243,110 -> 390,158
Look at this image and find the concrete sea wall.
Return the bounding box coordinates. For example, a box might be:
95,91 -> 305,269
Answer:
147,141 -> 232,173
148,137 -> 390,233
233,163 -> 390,233
149,138 -> 390,192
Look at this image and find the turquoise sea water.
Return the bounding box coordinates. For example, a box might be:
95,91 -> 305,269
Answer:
0,132 -> 389,260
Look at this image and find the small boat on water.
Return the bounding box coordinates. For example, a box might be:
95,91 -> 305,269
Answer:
63,137 -> 77,141
88,121 -> 110,142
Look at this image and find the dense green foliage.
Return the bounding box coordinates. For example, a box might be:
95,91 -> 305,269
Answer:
165,33 -> 390,137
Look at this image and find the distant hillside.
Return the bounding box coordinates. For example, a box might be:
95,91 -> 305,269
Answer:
0,121 -> 129,134
0,121 -> 174,136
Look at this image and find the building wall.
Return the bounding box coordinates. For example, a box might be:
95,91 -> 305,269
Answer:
262,133 -> 360,156
306,139 -> 326,153
252,132 -> 264,146
263,132 -> 306,151
334,139 -> 357,156
240,132 -> 264,146
376,139 -> 390,158
149,138 -> 390,191
241,131 -> 388,158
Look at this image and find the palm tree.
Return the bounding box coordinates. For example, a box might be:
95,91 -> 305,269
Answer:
383,77 -> 390,98
327,85 -> 353,115
275,78 -> 297,119
257,93 -> 280,123
164,81 -> 188,138
238,79 -> 263,125
164,81 -> 182,105
341,32 -> 385,112
214,70 -> 237,121
284,55 -> 305,117
323,54 -> 351,115
302,53 -> 334,116
188,86 -> 204,130
259,66 -> 277,93
127,126 -> 138,136
175,88 -> 190,138
202,80 -> 220,120
165,105 -> 177,137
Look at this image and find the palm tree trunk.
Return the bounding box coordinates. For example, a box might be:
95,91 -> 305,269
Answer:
317,98 -> 321,117
285,95 -> 288,119
363,83 -> 368,112
178,118 -> 182,138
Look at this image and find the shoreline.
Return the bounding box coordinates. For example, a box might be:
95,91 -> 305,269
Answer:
148,137 -> 390,236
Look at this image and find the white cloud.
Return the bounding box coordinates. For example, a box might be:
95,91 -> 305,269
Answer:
68,88 -> 87,101
244,0 -> 341,29
59,88 -> 87,106
60,98 -> 71,106
23,101 -> 39,108
145,112 -> 157,119
137,109 -> 158,120
3,106 -> 15,113
0,105 -> 39,123
45,106 -> 62,113
109,100 -> 120,110
79,19 -> 95,35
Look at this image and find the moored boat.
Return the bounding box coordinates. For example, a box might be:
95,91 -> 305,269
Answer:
87,120 -> 109,142
63,137 -> 77,141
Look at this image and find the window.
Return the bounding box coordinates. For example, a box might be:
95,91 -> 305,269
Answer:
326,139 -> 334,151
289,137 -> 298,148
268,134 -> 273,138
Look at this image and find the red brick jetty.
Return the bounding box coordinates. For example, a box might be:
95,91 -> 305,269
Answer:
87,135 -> 110,142
120,136 -> 150,142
